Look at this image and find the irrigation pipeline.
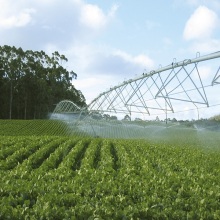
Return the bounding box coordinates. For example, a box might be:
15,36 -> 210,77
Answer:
89,51 -> 220,105
52,51 -> 220,125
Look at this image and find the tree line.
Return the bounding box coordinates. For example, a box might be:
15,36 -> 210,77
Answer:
0,45 -> 86,119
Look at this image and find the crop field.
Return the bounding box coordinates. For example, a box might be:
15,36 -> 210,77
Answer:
0,120 -> 71,136
0,120 -> 220,219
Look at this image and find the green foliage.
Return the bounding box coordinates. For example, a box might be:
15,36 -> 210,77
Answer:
0,119 -> 71,136
210,114 -> 220,121
1,133 -> 220,219
0,45 -> 86,119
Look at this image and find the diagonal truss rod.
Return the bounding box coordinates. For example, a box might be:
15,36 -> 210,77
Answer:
88,51 -> 220,115
153,73 -> 174,112
212,66 -> 220,85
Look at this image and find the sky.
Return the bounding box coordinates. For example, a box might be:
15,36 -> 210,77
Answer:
0,0 -> 220,119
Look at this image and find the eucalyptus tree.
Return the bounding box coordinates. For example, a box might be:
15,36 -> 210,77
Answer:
0,46 -> 24,119
0,45 -> 86,119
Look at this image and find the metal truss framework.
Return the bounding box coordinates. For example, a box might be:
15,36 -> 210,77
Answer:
53,100 -> 81,113
88,51 -> 220,118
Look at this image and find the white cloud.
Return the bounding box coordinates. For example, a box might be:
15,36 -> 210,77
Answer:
183,6 -> 219,40
79,3 -> 118,30
80,4 -> 106,29
0,0 -> 35,29
113,50 -> 154,69
63,43 -> 155,78
0,0 -> 156,106
1,10 -> 34,28
59,43 -> 155,103
0,0 -> 118,45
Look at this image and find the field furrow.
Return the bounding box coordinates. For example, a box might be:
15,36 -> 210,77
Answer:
80,138 -> 101,170
0,119 -> 220,219
36,138 -> 79,172
98,139 -> 115,172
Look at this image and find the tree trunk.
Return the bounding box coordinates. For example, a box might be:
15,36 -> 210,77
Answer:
9,80 -> 13,119
24,97 -> 27,120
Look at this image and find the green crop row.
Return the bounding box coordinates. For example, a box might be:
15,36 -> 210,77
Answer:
0,136 -> 220,219
0,120 -> 72,136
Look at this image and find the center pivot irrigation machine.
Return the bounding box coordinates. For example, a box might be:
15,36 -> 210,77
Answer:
51,51 -> 220,138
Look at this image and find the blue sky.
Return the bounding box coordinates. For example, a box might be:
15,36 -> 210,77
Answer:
0,0 -> 220,119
